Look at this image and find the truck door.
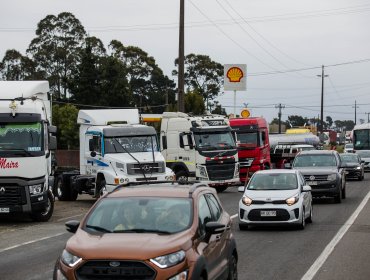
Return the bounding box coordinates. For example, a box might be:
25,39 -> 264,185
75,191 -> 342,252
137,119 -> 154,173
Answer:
85,133 -> 102,176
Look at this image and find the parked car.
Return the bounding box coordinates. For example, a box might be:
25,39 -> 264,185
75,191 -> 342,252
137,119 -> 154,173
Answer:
355,150 -> 370,172
53,182 -> 238,280
291,150 -> 346,203
340,153 -> 364,181
344,143 -> 354,153
238,169 -> 312,230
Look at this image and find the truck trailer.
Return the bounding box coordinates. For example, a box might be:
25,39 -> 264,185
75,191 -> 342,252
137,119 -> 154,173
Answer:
0,81 -> 56,221
54,109 -> 174,201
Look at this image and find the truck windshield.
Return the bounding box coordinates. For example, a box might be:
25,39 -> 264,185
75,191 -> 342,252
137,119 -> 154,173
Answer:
0,122 -> 43,155
236,132 -> 258,148
293,155 -> 337,167
104,135 -> 158,154
353,129 -> 370,150
194,131 -> 235,150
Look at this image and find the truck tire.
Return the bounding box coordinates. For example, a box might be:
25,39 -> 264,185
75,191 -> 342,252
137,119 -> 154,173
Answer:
55,175 -> 71,201
96,179 -> 107,198
176,170 -> 188,184
31,190 -> 54,222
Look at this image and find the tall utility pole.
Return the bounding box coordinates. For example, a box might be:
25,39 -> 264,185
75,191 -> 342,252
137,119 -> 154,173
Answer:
366,112 -> 370,123
177,0 -> 185,112
353,100 -> 359,125
275,103 -> 285,133
317,65 -> 328,134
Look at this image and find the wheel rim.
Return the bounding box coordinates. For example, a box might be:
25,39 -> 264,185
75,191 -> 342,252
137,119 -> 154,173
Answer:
57,180 -> 63,197
231,256 -> 238,280
40,194 -> 51,216
177,175 -> 188,183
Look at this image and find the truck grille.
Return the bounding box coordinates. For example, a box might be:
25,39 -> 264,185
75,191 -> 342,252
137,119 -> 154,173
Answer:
127,162 -> 165,175
206,163 -> 235,180
239,158 -> 254,167
0,185 -> 26,206
76,260 -> 156,280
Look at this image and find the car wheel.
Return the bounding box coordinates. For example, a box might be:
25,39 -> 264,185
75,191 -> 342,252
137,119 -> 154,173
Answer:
239,223 -> 249,231
227,253 -> 238,280
306,205 -> 313,223
31,190 -> 54,222
334,188 -> 342,203
298,208 -> 305,230
342,185 -> 346,199
176,170 -> 188,184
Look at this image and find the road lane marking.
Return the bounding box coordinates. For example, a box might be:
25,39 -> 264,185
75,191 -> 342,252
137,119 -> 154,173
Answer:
0,232 -> 66,254
301,189 -> 370,280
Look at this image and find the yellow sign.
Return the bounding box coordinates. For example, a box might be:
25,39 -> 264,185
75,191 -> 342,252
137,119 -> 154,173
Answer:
241,109 -> 250,118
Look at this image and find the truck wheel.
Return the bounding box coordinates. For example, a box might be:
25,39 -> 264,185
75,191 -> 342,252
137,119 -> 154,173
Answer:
55,175 -> 71,201
176,171 -> 188,184
31,190 -> 54,222
96,179 -> 107,198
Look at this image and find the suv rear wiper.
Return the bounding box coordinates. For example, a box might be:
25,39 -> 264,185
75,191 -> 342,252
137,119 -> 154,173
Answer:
85,224 -> 112,233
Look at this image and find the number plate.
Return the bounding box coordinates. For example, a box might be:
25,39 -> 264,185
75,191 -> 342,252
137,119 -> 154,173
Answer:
260,210 -> 276,217
0,208 -> 10,213
307,181 -> 318,185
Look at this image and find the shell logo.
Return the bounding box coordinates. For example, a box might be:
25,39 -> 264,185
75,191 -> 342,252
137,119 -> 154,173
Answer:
241,109 -> 250,118
226,67 -> 244,82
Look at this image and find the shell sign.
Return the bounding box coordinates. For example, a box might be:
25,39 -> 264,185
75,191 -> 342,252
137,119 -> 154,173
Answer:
224,64 -> 247,91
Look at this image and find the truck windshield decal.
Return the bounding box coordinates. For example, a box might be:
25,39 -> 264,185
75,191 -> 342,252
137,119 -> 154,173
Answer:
0,122 -> 43,155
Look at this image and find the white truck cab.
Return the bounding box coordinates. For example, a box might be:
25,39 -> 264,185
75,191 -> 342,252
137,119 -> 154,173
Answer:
160,112 -> 239,192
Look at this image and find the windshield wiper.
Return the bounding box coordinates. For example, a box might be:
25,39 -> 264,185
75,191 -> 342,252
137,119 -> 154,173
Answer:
9,148 -> 34,157
85,224 -> 112,233
113,228 -> 171,234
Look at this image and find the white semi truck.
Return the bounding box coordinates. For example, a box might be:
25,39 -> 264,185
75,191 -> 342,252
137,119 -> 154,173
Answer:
54,109 -> 174,200
158,112 -> 240,192
0,81 -> 56,221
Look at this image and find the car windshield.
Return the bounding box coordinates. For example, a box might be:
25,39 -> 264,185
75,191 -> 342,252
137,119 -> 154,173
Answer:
293,154 -> 337,167
247,173 -> 298,190
356,150 -> 370,157
104,135 -> 158,154
194,131 -> 235,150
340,154 -> 359,163
85,197 -> 192,234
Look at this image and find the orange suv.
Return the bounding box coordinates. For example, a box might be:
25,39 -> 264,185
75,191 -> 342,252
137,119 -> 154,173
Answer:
53,182 -> 238,280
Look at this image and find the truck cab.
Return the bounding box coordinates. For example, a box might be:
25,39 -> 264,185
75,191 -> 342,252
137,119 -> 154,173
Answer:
229,117 -> 271,183
160,112 -> 240,192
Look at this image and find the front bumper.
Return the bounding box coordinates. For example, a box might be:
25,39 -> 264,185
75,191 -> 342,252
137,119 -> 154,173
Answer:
306,180 -> 340,197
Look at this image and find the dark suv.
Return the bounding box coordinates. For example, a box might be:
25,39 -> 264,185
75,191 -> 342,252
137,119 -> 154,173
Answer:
291,150 -> 346,203
53,182 -> 238,280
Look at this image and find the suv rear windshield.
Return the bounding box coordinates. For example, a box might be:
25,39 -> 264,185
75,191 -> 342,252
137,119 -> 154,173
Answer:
293,154 -> 337,167
85,197 -> 193,234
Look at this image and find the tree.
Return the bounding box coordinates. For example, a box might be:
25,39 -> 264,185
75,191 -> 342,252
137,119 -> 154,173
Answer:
27,12 -> 86,100
52,104 -> 79,149
185,91 -> 205,115
326,116 -> 333,129
173,54 -> 223,109
287,115 -> 308,127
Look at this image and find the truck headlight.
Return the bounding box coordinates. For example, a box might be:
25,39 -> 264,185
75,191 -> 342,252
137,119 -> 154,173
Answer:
150,250 -> 185,268
61,249 -> 82,267
286,194 -> 299,206
197,165 -> 207,178
327,174 -> 337,181
29,184 -> 43,195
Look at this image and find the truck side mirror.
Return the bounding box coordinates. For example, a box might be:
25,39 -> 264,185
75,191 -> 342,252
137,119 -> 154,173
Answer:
48,125 -> 57,134
49,135 -> 57,150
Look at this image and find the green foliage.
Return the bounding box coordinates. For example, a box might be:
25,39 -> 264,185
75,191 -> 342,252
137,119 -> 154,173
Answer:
52,104 -> 79,149
185,91 -> 205,115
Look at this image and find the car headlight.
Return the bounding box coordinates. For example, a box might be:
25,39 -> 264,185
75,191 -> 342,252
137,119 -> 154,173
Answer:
61,249 -> 82,267
197,165 -> 207,178
241,196 -> 253,206
150,250 -> 185,268
286,194 -> 299,206
327,174 -> 337,181
29,184 -> 43,195
356,166 -> 361,170
169,270 -> 188,280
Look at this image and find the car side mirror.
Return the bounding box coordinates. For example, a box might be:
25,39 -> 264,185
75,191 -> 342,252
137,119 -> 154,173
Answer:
205,221 -> 225,235
302,185 -> 312,192
65,220 -> 80,233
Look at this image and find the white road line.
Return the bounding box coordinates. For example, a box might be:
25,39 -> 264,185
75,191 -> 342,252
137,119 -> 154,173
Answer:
301,189 -> 370,280
231,213 -> 238,220
0,232 -> 66,254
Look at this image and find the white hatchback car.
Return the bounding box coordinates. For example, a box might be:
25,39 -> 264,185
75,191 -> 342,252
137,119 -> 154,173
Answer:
238,169 -> 313,230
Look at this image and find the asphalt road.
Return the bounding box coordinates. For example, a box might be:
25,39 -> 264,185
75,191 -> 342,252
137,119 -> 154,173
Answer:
1,175 -> 370,280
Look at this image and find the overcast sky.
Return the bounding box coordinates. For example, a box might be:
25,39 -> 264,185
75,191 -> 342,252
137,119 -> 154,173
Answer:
1,0 -> 370,124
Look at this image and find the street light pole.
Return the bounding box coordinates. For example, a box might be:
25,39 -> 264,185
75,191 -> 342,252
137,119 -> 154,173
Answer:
177,0 -> 185,112
317,65 -> 328,134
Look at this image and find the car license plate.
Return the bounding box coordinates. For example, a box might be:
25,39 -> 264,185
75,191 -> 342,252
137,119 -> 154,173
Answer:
308,181 -> 317,185
260,210 -> 276,217
0,208 -> 9,213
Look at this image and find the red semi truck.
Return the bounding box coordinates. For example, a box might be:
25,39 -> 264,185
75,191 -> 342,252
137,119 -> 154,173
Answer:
229,117 -> 271,183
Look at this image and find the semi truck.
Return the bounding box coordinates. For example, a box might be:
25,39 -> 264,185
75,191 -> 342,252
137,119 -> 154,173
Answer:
156,112 -> 240,192
0,81 -> 56,221
54,109 -> 174,201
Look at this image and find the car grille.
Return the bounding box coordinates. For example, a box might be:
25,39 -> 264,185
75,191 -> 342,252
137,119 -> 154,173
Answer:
303,175 -> 328,181
0,185 -> 26,206
76,260 -> 156,280
252,200 -> 286,205
127,162 -> 165,175
248,209 -> 290,221
206,163 -> 235,180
